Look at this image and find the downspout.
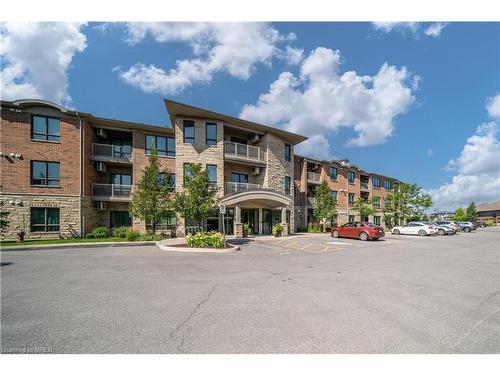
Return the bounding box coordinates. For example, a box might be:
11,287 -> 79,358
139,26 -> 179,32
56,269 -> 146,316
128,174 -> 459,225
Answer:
76,112 -> 84,237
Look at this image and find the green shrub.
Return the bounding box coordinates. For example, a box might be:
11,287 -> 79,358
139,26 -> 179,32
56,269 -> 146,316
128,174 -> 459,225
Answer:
485,219 -> 496,227
84,233 -> 94,239
243,223 -> 253,236
112,226 -> 129,238
125,228 -> 141,241
90,226 -> 110,239
272,223 -> 284,237
307,224 -> 322,233
186,231 -> 225,248
138,233 -> 164,241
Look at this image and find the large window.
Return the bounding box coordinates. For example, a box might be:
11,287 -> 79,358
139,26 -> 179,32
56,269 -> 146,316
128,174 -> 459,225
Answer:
284,143 -> 291,162
207,164 -> 217,186
31,207 -> 60,232
348,193 -> 355,205
231,173 -> 248,183
373,177 -> 381,189
159,173 -> 176,191
331,190 -> 338,203
348,215 -> 355,222
111,174 -> 132,185
348,171 -> 355,184
183,120 -> 195,144
110,211 -> 132,228
284,176 -> 291,195
32,116 -> 60,142
31,161 -> 60,186
373,216 -> 381,226
146,135 -> 175,157
384,180 -> 393,190
147,213 -> 177,232
206,122 -> 217,145
373,196 -> 381,208
329,166 -> 337,180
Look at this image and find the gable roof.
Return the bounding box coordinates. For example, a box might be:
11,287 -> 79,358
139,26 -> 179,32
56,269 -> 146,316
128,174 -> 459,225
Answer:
477,200 -> 500,212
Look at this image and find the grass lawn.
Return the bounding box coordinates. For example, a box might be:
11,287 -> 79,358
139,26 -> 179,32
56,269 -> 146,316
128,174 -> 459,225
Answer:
0,237 -> 129,247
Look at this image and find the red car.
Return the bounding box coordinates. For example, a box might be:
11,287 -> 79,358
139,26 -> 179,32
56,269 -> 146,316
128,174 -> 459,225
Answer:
331,221 -> 385,241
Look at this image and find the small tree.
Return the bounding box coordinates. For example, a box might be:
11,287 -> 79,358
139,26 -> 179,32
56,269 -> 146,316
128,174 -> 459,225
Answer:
453,207 -> 467,221
466,202 -> 478,222
169,163 -> 218,230
385,183 -> 432,225
313,181 -> 337,231
351,197 -> 376,220
129,148 -> 172,234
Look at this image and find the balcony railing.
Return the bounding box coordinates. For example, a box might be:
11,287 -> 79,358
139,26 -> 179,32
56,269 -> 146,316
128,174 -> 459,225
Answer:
307,171 -> 321,183
224,141 -> 265,163
92,143 -> 132,162
225,181 -> 263,194
361,182 -> 369,190
92,183 -> 132,200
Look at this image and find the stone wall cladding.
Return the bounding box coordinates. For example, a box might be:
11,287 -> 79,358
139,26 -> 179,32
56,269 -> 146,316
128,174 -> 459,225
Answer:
0,194 -> 81,239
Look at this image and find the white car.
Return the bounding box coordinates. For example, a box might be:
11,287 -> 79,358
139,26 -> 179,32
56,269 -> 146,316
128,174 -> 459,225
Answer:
392,222 -> 436,236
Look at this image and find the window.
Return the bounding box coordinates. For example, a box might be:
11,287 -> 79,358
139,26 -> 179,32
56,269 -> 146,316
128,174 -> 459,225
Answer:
373,216 -> 381,226
184,163 -> 193,184
348,171 -> 355,184
384,180 -> 393,190
183,120 -> 195,144
110,211 -> 131,228
147,213 -> 177,232
331,190 -> 338,203
206,122 -> 217,145
284,143 -> 291,162
207,164 -> 217,186
111,174 -> 132,185
32,116 -> 60,142
348,215 -> 355,222
284,176 -> 291,195
31,208 -> 60,232
373,177 -> 381,189
31,161 -> 60,186
231,173 -> 248,183
329,166 -> 337,180
112,139 -> 132,159
348,193 -> 355,205
158,173 -> 175,191
146,135 -> 175,157
373,196 -> 381,208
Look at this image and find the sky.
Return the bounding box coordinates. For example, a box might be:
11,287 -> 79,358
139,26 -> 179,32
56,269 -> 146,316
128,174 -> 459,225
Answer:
1,22 -> 499,211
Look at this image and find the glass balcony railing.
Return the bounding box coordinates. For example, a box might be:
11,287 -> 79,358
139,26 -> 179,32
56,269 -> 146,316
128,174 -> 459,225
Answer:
92,183 -> 132,200
92,143 -> 132,162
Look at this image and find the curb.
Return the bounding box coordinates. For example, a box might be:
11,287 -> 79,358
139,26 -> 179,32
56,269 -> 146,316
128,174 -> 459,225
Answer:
156,241 -> 240,253
0,241 -> 157,252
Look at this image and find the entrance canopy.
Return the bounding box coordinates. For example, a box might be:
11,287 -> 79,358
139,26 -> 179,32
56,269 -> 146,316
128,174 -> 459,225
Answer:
219,189 -> 291,208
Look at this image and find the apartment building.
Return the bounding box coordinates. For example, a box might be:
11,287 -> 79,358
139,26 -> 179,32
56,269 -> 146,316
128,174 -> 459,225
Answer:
294,155 -> 400,229
0,99 -> 306,239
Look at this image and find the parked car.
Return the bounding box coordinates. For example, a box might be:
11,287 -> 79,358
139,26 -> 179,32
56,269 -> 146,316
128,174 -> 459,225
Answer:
456,221 -> 476,232
331,222 -> 385,241
392,222 -> 436,236
433,220 -> 462,232
473,221 -> 486,228
419,221 -> 455,235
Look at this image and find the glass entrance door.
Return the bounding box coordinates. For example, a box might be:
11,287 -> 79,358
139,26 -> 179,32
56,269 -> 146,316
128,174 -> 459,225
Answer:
242,209 -> 258,234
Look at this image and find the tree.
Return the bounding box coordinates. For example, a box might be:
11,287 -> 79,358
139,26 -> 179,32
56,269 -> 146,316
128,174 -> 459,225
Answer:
129,148 -> 172,234
453,207 -> 467,221
466,202 -> 478,221
384,183 -> 432,225
351,197 -> 376,219
313,181 -> 337,231
0,210 -> 9,238
169,163 -> 218,230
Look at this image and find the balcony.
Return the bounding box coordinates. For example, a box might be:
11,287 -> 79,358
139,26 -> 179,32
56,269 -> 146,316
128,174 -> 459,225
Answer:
361,182 -> 369,191
307,171 -> 321,184
224,141 -> 266,165
92,183 -> 132,201
91,143 -> 132,164
225,181 -> 263,195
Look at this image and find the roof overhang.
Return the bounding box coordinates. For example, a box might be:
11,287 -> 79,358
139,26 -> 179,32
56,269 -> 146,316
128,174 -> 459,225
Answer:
220,189 -> 292,208
165,99 -> 307,145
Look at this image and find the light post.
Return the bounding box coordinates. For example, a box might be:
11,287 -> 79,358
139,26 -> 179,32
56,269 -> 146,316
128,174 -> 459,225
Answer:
340,159 -> 351,221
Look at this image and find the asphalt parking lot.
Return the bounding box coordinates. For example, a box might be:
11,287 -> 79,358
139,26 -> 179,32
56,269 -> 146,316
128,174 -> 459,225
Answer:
1,228 -> 499,354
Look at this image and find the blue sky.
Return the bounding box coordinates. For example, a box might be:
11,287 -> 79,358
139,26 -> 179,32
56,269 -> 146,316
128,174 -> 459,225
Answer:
1,22 -> 499,209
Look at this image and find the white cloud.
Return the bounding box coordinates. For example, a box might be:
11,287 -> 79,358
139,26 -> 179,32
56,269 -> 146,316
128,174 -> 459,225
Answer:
486,93 -> 500,120
118,22 -> 300,95
430,98 -> 500,210
427,149 -> 434,157
372,22 -> 448,39
423,23 -> 448,38
0,22 -> 87,106
240,47 -> 416,158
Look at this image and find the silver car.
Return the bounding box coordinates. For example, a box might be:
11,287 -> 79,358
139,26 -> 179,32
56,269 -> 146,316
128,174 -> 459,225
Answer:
421,221 -> 454,235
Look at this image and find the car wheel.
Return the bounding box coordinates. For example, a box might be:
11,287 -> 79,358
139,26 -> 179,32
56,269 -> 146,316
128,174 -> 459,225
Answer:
393,229 -> 400,235
332,230 -> 339,238
438,229 -> 445,236
418,230 -> 427,236
359,232 -> 368,241
464,227 -> 471,232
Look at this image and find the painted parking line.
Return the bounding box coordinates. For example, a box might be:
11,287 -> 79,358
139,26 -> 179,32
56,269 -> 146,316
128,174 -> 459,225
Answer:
326,241 -> 353,246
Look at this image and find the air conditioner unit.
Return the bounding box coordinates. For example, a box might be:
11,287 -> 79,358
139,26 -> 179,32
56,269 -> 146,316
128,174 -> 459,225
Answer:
96,128 -> 107,138
251,167 -> 261,175
95,161 -> 106,172
94,201 -> 106,211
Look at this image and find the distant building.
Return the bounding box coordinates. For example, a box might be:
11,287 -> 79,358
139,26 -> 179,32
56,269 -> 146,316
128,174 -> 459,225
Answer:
429,211 -> 454,221
477,201 -> 500,225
